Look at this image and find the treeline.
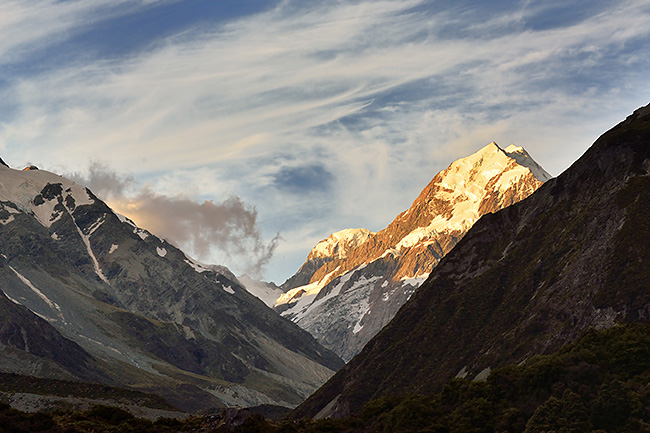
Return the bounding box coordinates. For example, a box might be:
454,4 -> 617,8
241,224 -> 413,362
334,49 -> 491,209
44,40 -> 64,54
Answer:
2,322 -> 650,432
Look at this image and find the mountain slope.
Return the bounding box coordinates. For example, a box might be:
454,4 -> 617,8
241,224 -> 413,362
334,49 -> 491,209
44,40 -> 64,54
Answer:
294,103 -> 650,418
0,164 -> 343,411
0,290 -> 104,383
238,274 -> 284,308
277,142 -> 550,361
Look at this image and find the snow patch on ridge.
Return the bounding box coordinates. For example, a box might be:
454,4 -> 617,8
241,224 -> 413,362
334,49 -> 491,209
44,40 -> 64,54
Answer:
184,257 -> 210,273
134,227 -> 149,240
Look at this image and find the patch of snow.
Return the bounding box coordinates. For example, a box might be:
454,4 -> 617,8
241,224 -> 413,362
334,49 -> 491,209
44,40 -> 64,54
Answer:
86,215 -> 105,236
455,366 -> 468,379
78,334 -> 123,355
33,310 -> 56,323
134,228 -> 149,240
504,145 -> 552,182
0,215 -> 15,225
5,294 -> 22,305
156,247 -> 167,257
184,256 -> 209,273
352,321 -> 364,334
379,248 -> 401,258
474,367 -> 491,381
8,265 -> 61,311
400,273 -> 430,286
51,232 -> 59,240
109,244 -> 119,254
276,267 -> 361,323
293,270 -> 378,324
31,198 -> 62,228
115,212 -> 136,227
222,285 -> 235,294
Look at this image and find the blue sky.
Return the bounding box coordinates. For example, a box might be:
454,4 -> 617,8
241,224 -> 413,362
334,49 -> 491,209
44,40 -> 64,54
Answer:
1,0 -> 649,283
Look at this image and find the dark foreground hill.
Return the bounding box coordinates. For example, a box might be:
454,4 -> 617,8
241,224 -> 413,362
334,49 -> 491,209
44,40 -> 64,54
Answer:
294,103 -> 650,419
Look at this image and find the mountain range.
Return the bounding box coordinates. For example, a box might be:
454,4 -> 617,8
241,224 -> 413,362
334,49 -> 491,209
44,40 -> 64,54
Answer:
276,142 -> 551,361
3,101 -> 649,431
294,103 -> 650,419
0,163 -> 343,412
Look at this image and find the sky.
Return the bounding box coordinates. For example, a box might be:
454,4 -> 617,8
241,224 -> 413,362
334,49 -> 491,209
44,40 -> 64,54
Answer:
1,0 -> 649,283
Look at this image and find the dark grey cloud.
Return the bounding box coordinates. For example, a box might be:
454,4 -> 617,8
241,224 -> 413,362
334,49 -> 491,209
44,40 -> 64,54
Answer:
272,163 -> 334,194
69,162 -> 278,278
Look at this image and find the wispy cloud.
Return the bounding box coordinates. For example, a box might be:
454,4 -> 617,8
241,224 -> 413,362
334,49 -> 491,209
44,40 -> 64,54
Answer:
0,0 -> 172,64
1,0 -> 649,280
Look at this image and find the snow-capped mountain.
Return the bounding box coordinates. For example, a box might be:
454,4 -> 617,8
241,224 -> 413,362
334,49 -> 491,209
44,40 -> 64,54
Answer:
276,142 -> 551,361
296,103 -> 650,419
0,163 -> 343,411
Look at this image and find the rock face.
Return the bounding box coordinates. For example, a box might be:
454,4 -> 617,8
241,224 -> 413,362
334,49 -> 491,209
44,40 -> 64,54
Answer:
0,165 -> 343,412
277,143 -> 550,361
294,104 -> 650,419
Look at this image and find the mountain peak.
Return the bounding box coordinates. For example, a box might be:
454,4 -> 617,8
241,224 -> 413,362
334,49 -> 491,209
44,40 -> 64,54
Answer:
503,144 -> 553,182
307,228 -> 374,261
